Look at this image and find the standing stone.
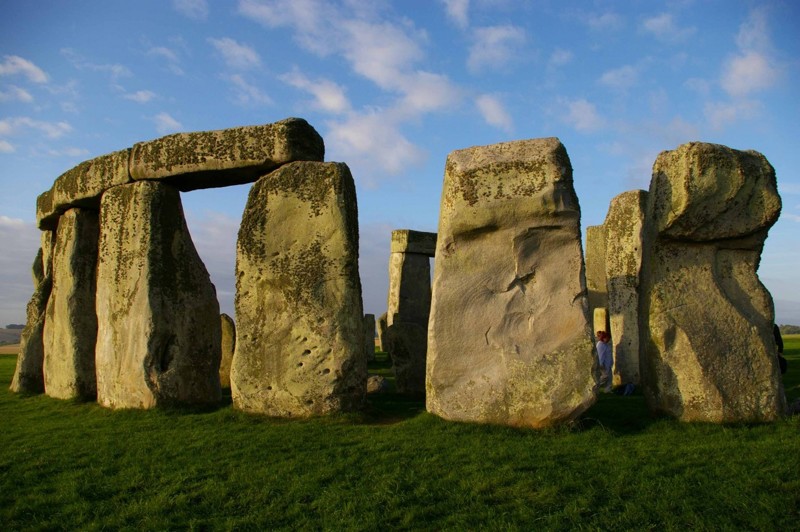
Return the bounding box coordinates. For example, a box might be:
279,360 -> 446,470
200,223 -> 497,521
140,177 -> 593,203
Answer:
219,313 -> 236,389
363,314 -> 376,362
377,312 -> 388,353
43,208 -> 99,400
585,224 -> 608,314
385,229 -> 435,396
95,181 -> 221,409
593,308 -> 608,335
9,240 -> 53,394
427,138 -> 596,428
232,161 -> 365,417
640,142 -> 785,422
604,190 -> 647,386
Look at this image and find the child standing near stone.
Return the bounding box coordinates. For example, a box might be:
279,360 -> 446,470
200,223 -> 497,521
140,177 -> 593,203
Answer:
596,331 -> 613,393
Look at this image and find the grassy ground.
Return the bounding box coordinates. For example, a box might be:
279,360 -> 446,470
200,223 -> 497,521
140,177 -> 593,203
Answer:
1,339 -> 798,530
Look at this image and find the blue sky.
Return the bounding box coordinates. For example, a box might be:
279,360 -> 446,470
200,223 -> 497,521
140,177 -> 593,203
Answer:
1,0 -> 799,327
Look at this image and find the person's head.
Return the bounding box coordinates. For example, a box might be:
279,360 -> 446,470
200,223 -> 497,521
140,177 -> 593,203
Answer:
596,330 -> 608,342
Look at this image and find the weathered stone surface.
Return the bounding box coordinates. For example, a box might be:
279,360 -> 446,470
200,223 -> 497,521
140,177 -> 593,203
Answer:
130,118 -> 324,190
427,138 -> 596,428
390,229 -> 437,255
9,247 -> 52,394
231,161 -> 365,417
585,224 -> 607,313
37,149 -> 131,230
604,190 -> 647,386
367,374 -> 388,394
640,142 -> 785,422
593,308 -> 608,335
386,248 -> 431,395
43,208 -> 99,400
95,181 -> 221,409
363,314 -> 375,362
377,312 -> 388,353
219,313 -> 236,389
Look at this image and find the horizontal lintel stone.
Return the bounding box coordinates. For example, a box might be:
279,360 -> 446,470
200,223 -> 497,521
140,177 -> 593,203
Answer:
390,229 -> 437,255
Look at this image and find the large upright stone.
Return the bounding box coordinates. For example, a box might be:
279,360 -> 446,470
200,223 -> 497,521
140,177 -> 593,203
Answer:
219,313 -> 236,389
427,138 -> 596,428
232,161 -> 365,417
385,229 -> 435,395
95,181 -> 221,409
130,118 -> 324,190
585,224 -> 608,315
43,208 -> 99,400
640,142 -> 785,422
363,314 -> 376,362
604,190 -> 647,386
9,237 -> 53,394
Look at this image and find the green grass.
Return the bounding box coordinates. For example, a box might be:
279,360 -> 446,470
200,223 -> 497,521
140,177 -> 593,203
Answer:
1,340 -> 798,530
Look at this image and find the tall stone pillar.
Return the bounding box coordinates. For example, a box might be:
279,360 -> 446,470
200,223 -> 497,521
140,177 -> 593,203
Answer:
9,230 -> 55,394
640,142 -> 785,422
427,138 -> 596,428
604,190 -> 647,386
232,161 -> 365,417
385,229 -> 436,395
363,314 -> 376,362
219,313 -> 236,389
43,208 -> 99,400
95,181 -> 221,409
585,224 -> 608,328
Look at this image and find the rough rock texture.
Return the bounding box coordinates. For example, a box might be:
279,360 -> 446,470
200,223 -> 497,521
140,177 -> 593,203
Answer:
95,181 -> 221,409
231,161 -> 365,417
219,313 -> 236,389
593,308 -> 608,334
9,242 -> 53,394
385,243 -> 432,396
37,149 -> 131,230
130,118 -> 324,190
427,138 -> 596,428
390,229 -> 437,255
367,374 -> 388,394
363,314 -> 376,362
585,224 -> 608,314
604,190 -> 647,386
640,142 -> 785,422
377,312 -> 388,353
43,208 -> 99,400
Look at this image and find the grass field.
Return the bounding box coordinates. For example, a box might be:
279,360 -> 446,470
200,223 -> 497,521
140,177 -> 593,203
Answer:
1,338 -> 798,529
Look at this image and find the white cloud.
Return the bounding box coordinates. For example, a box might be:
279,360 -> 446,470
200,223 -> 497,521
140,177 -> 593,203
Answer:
641,13 -> 696,43
441,0 -> 469,29
0,55 -> 48,83
280,69 -> 350,114
0,140 -> 14,153
0,217 -> 41,326
238,0 -> 337,56
60,48 -> 131,81
397,71 -> 461,115
684,77 -> 711,95
467,25 -> 526,73
0,85 -> 34,103
584,12 -> 624,31
721,50 -> 778,98
123,90 -> 156,103
326,112 -> 426,178
704,100 -> 761,130
148,46 -> 184,75
598,65 -> 638,90
208,37 -> 261,70
549,49 -> 573,67
784,214 -> 800,223
559,98 -> 605,132
153,112 -> 183,134
475,94 -> 512,133
173,0 -> 208,20
226,74 -> 273,106
341,19 -> 424,89
0,117 -> 72,138
47,147 -> 90,158
736,7 -> 770,52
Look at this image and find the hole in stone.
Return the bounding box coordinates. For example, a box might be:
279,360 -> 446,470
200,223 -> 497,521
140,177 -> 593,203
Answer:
322,368 -> 330,375
302,349 -> 311,356
297,362 -> 304,367
266,386 -> 272,391
305,400 -> 313,405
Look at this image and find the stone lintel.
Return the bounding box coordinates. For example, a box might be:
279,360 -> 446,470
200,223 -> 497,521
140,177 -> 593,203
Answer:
390,229 -> 437,255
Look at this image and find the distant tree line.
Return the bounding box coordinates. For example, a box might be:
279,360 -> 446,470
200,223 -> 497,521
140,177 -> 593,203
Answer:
779,324 -> 800,335
5,324 -> 24,330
